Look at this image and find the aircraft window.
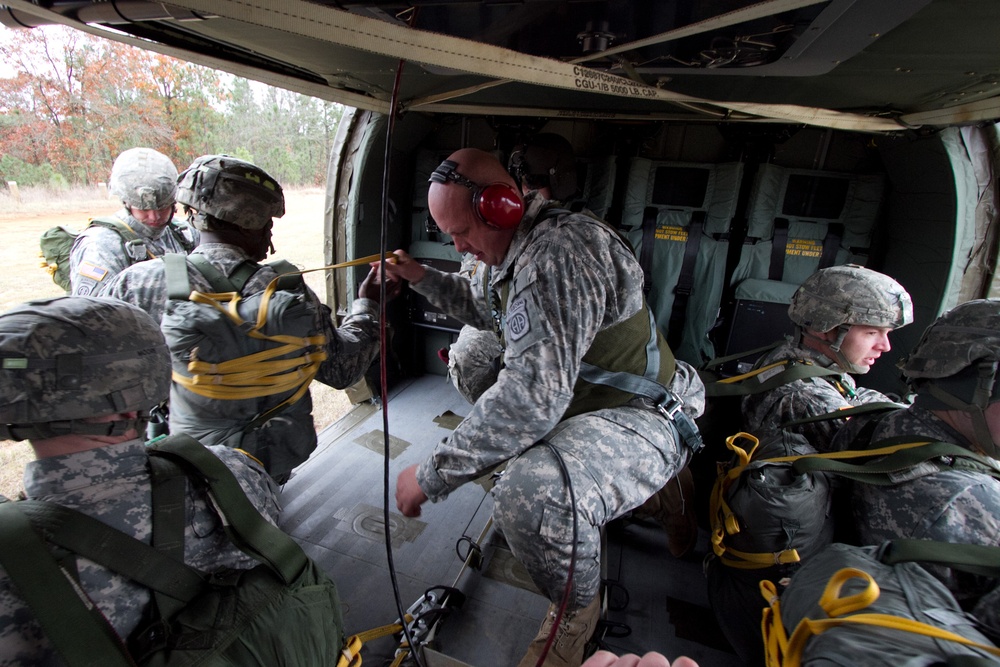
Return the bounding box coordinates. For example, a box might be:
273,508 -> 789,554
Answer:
782,175 -> 850,219
651,166 -> 711,208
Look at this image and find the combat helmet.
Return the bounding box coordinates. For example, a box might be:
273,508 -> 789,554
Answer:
789,264 -> 913,373
176,154 -> 284,231
0,297 -> 170,441
109,147 -> 178,211
900,298 -> 1000,455
508,133 -> 579,202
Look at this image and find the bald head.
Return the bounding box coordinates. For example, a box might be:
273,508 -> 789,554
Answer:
428,148 -> 522,266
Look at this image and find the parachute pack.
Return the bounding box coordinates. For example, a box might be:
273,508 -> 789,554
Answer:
762,542 -> 1000,666
0,434 -> 345,667
706,428 -> 1000,666
161,253 -> 325,482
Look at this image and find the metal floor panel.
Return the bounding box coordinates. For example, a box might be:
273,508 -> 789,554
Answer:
279,375 -> 743,666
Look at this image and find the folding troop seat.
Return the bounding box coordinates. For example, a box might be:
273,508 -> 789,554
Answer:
720,164 -> 886,368
620,159 -> 744,366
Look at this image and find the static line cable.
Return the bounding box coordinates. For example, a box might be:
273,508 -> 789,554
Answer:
378,40 -> 426,667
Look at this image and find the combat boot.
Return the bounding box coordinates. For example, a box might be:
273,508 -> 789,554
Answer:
634,466 -> 698,558
516,594 -> 601,667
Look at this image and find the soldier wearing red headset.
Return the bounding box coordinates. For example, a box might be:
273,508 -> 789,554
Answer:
381,148 -> 705,667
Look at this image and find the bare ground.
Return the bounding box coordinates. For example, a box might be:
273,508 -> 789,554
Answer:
0,188 -> 352,498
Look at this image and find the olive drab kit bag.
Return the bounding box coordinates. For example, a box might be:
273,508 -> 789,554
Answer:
39,217 -> 194,291
0,434 -> 345,666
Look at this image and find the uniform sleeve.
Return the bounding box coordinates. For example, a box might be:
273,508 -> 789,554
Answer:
411,267 -> 493,330
210,445 -> 283,523
416,238 -> 625,501
98,263 -> 169,325
312,290 -> 383,390
69,227 -> 132,296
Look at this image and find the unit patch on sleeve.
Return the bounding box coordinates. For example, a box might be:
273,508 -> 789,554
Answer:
506,296 -> 531,342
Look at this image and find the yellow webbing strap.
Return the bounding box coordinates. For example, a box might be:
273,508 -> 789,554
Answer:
337,615 -> 413,667
709,433 -> 937,569
761,569 -> 1000,667
717,361 -> 791,384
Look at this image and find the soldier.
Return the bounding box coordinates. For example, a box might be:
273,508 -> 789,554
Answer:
69,147 -> 198,296
741,264 -> 913,451
446,133 -> 580,405
381,148 -> 705,667
0,296 -> 280,664
101,155 -> 398,483
832,298 -> 1000,637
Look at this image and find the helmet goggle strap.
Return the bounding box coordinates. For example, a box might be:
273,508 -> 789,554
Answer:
0,416 -> 145,442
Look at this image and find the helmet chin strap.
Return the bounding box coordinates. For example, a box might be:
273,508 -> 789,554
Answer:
801,325 -> 869,374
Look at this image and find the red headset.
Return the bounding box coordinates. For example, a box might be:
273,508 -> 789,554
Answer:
429,159 -> 523,230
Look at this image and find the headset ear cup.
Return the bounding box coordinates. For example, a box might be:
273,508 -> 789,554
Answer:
475,183 -> 523,229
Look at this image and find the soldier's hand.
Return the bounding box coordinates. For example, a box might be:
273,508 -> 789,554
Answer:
374,250 -> 426,284
396,464 -> 428,517
581,650 -> 698,667
358,266 -> 401,302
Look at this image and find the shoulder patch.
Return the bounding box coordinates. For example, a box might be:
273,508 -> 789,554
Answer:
77,261 -> 109,282
506,296 -> 531,342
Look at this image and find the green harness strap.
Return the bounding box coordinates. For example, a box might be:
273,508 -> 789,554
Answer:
879,539 -> 1000,580
0,435 -> 308,666
703,358 -> 844,398
0,501 -> 136,667
781,401 -> 906,427
164,253 -> 302,300
790,439 -> 1000,486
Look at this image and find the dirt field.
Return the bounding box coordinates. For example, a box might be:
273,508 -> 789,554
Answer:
0,188 -> 353,498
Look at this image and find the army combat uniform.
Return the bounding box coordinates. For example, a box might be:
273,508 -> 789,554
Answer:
409,193 -> 705,607
100,243 -> 381,480
742,340 -> 894,451
0,438 -> 279,664
69,209 -> 198,296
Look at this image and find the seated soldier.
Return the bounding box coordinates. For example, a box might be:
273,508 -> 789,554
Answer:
0,296 -> 280,664
742,264 -> 913,451
832,298 -> 1000,639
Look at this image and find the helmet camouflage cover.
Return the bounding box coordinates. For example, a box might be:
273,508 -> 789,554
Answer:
0,297 -> 170,429
176,154 -> 284,230
788,264 -> 913,332
901,299 -> 1000,381
109,147 -> 178,210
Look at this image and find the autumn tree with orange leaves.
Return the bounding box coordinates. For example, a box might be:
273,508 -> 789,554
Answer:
0,25 -> 343,188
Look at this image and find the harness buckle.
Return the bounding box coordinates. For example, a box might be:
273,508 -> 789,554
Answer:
655,391 -> 684,421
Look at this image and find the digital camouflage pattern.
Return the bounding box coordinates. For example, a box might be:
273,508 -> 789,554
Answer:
176,155 -> 284,231
100,243 -> 381,479
901,298 -> 1000,382
0,296 -> 169,427
448,325 -> 502,404
108,147 -> 178,211
410,194 -> 705,606
0,439 -> 280,666
68,211 -> 198,296
741,339 -> 893,451
446,255 -> 500,404
836,405 -> 1000,623
788,264 -> 913,333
